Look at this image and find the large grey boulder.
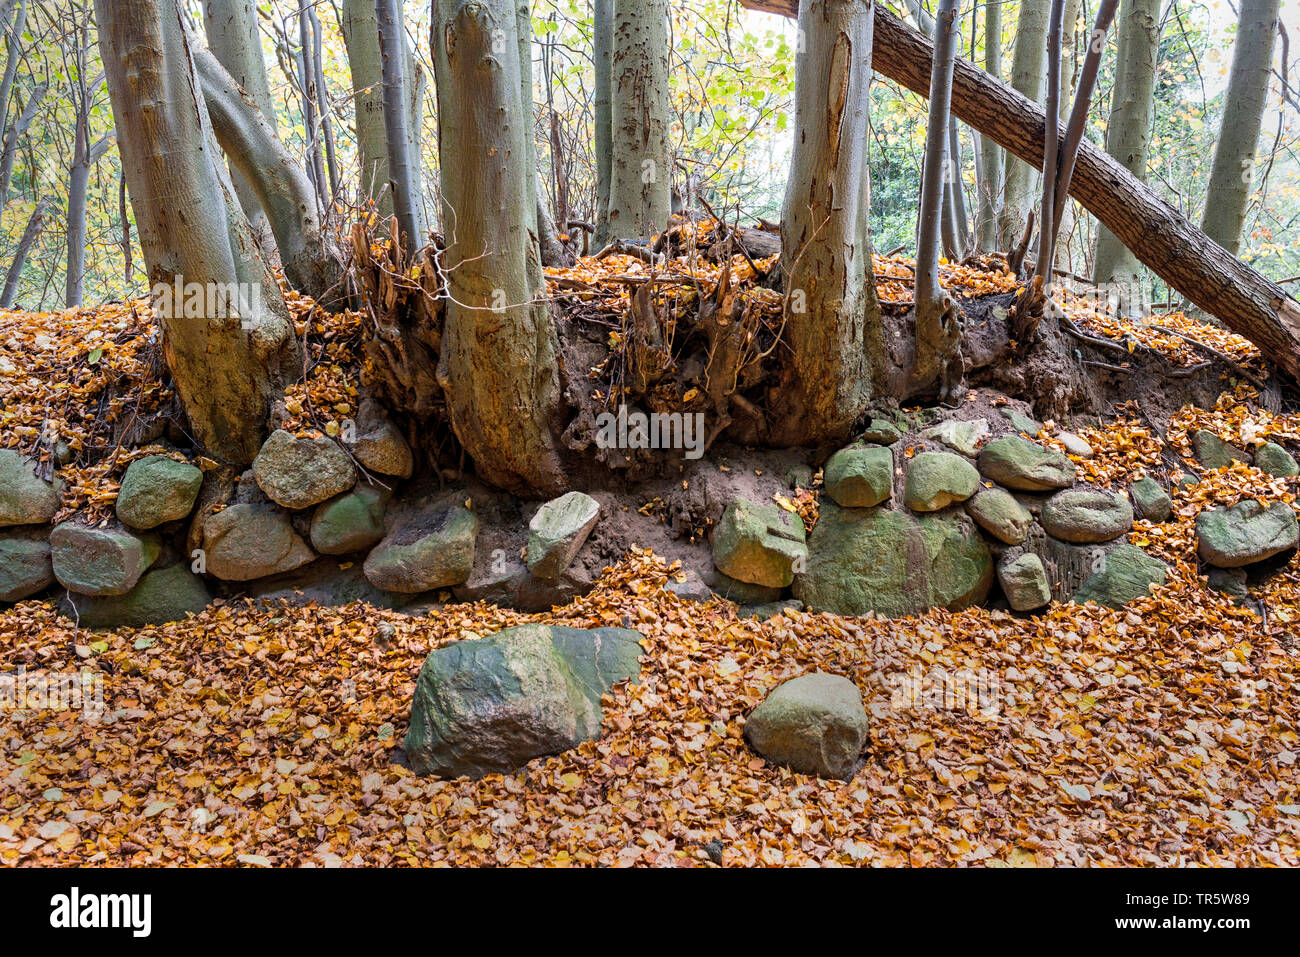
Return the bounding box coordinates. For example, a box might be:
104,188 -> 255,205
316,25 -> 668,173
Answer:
743,673 -> 868,780
1041,488 -> 1133,543
364,501 -> 477,593
823,445 -> 892,507
60,563 -> 212,630
404,624 -> 643,778
977,436 -> 1074,491
711,499 -> 807,588
201,503 -> 315,581
1130,476 -> 1173,523
50,523 -> 160,597
793,503 -> 992,618
1192,430 -> 1249,470
1071,543 -> 1168,608
998,552 -> 1051,611
1195,500 -> 1299,568
115,455 -> 203,529
252,429 -> 356,509
526,491 -> 600,579
965,488 -> 1033,544
310,483 -> 388,555
0,450 -> 61,526
1255,442 -> 1299,478
904,451 -> 980,511
0,527 -> 53,601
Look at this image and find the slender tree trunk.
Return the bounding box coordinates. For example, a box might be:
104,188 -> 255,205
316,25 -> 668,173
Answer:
607,0 -> 672,240
1200,0 -> 1279,256
1092,0 -> 1160,308
593,0 -> 614,246
1,193 -> 45,307
376,0 -> 424,246
341,0 -> 392,213
1052,0 -> 1081,270
741,0 -> 1300,380
0,80 -> 46,203
976,0 -> 1002,251
307,6 -> 339,200
906,0 -> 966,259
774,0 -> 880,444
96,0 -> 298,465
64,22 -> 106,308
196,48 -> 342,303
1033,0 -> 1065,289
915,0 -> 963,400
431,0 -> 567,495
0,0 -> 26,149
999,0 -> 1049,247
202,0 -> 276,248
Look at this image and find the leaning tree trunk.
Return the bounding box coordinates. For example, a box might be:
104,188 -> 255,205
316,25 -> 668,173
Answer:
1,194 -> 46,307
0,80 -> 46,204
773,0 -> 880,445
196,49 -> 342,304
1200,0 -> 1280,257
376,0 -> 424,246
999,0 -> 1049,248
202,0 -> 276,249
740,0 -> 1300,380
96,0 -> 298,465
607,0 -> 672,240
1092,0 -> 1160,309
0,0 -> 27,149
431,0 -> 568,495
593,0 -> 614,246
975,0 -> 1002,251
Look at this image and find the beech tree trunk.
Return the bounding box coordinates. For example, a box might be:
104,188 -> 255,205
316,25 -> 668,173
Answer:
740,0 -> 1300,380
1092,0 -> 1160,307
0,80 -> 46,203
431,0 -> 568,495
1,194 -> 45,307
376,0 -> 424,246
0,0 -> 26,151
607,0 -> 672,240
96,0 -> 298,465
1201,0 -> 1279,257
593,0 -> 614,246
196,48 -> 341,303
773,0 -> 880,445
64,19 -> 110,309
976,0 -> 1002,252
999,0 -> 1048,248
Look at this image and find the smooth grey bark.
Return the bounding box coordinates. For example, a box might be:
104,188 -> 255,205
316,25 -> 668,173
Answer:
1033,0 -> 1065,288
914,0 -> 963,399
196,48 -> 341,302
775,0 -> 880,444
1201,0 -> 1279,256
375,0 -> 424,245
431,0 -> 567,495
999,0 -> 1049,247
306,5 -> 339,200
0,0 -> 26,148
1052,0 -> 1081,269
202,0 -> 275,246
1,193 -> 45,307
1092,0 -> 1160,305
0,79 -> 44,202
607,0 -> 672,239
593,0 -> 614,246
64,19 -> 107,308
96,0 -> 297,465
976,0 -> 1002,250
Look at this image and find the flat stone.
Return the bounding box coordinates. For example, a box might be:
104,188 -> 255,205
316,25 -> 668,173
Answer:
664,570 -> 714,602
0,527 -> 53,601
794,504 -> 992,618
743,673 -> 868,780
364,502 -> 477,593
115,455 -> 204,529
0,449 -> 61,526
1130,476 -> 1173,523
977,436 -> 1074,491
310,483 -> 388,555
1041,488 -> 1133,543
202,503 -> 316,581
404,623 -> 643,778
1192,430 -> 1249,470
1002,408 -> 1042,436
1071,543 -> 1168,608
904,451 -> 980,511
60,563 -> 212,630
860,418 -> 902,445
252,429 -> 357,509
526,491 -> 601,579
1196,500 -> 1299,568
965,488 -> 1034,545
922,418 -> 989,456
1254,442 -> 1299,478
998,552 -> 1051,611
349,421 -> 414,479
50,523 -> 160,597
1057,432 -> 1094,458
823,445 -> 892,508
711,499 -> 807,588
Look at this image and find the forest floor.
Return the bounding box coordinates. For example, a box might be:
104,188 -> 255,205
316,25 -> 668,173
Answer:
2,255 -> 1299,866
